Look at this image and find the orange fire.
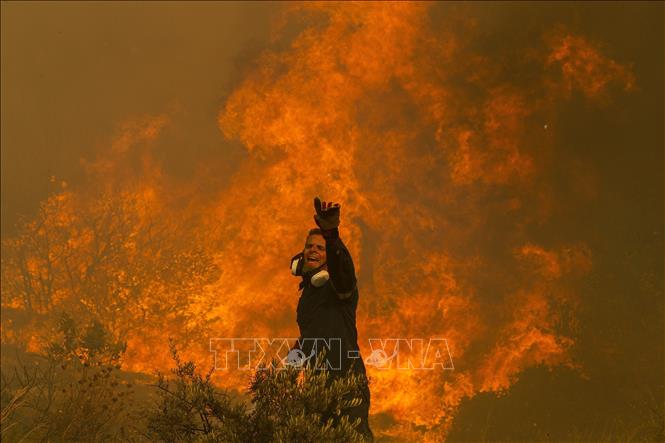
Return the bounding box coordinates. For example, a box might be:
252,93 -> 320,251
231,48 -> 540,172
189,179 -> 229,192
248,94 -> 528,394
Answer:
1,2 -> 635,440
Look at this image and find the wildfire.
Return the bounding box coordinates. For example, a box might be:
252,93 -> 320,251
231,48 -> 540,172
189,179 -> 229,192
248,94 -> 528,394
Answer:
1,2 -> 635,441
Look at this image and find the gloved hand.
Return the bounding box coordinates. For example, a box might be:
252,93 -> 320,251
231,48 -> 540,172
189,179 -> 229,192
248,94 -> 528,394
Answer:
313,197 -> 340,230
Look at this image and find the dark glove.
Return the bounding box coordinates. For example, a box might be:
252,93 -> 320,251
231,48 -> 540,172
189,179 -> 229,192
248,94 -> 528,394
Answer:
313,197 -> 340,230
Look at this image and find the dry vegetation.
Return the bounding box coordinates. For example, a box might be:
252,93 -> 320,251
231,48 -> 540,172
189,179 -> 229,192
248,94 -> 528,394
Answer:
1,316 -> 369,442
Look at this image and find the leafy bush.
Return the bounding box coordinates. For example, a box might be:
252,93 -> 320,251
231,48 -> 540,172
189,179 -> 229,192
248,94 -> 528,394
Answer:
147,342 -> 368,443
1,313 -> 142,442
147,342 -> 248,442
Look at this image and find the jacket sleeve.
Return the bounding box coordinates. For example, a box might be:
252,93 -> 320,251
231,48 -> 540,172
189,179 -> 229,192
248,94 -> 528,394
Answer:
322,229 -> 357,299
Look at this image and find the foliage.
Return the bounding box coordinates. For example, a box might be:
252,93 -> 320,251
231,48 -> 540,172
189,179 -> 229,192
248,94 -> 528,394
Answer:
0,313 -> 143,442
147,342 -> 367,443
1,188 -> 219,349
147,341 -> 248,442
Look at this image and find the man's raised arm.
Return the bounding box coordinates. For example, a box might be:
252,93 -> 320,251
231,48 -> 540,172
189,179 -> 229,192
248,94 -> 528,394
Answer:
314,197 -> 357,300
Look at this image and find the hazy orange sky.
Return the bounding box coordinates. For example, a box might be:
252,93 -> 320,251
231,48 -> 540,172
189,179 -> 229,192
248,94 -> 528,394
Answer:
2,2 -> 663,441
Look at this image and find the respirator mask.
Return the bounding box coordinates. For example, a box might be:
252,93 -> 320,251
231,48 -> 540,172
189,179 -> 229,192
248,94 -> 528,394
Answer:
290,252 -> 330,287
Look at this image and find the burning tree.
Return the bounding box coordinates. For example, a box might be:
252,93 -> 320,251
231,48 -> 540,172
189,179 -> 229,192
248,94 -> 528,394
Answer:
1,185 -> 220,361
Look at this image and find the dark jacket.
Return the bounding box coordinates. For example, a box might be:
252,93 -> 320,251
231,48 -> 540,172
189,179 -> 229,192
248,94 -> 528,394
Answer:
294,232 -> 374,440
295,234 -> 366,377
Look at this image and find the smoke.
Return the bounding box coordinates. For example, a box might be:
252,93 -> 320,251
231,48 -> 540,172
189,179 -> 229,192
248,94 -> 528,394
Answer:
1,2 -> 646,441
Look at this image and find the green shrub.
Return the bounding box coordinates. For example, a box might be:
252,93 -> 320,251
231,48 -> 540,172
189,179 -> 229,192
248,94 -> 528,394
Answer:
147,342 -> 367,443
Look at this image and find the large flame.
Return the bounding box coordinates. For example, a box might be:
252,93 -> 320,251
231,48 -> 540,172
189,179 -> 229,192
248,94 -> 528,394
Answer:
1,3 -> 635,440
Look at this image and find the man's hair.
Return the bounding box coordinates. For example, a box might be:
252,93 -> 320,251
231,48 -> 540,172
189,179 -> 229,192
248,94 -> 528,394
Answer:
303,229 -> 324,249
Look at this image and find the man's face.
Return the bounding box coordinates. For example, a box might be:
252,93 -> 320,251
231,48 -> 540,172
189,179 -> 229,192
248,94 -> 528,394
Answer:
302,234 -> 327,273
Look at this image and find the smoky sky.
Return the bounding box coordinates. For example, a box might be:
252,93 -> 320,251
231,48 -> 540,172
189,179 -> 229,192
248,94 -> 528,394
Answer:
2,2 -> 663,441
1,1 -> 280,236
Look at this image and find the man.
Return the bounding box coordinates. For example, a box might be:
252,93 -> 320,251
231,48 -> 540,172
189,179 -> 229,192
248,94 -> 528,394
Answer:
291,197 -> 373,440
